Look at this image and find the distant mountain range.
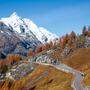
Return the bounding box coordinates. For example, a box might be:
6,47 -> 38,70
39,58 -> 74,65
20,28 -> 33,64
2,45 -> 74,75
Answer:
0,12 -> 58,57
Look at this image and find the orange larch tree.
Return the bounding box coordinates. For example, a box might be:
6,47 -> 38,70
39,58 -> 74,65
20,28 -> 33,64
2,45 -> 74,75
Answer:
7,54 -> 14,64
61,34 -> 69,49
35,45 -> 42,54
6,54 -> 21,65
49,41 -> 54,48
70,31 -> 76,39
45,43 -> 50,50
27,49 -> 33,57
41,44 -> 46,51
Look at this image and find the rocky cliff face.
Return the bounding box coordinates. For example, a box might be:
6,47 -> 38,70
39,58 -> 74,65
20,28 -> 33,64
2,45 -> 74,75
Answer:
0,12 -> 58,57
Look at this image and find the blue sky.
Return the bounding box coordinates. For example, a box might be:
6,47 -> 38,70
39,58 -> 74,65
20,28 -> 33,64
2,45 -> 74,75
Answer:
0,0 -> 90,36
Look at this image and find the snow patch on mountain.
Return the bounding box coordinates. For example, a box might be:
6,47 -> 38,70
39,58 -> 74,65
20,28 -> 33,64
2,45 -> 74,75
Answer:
1,12 -> 58,43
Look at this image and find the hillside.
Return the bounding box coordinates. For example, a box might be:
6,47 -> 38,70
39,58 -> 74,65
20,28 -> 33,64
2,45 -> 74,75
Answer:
0,65 -> 73,90
62,48 -> 90,87
1,12 -> 58,44
62,48 -> 90,70
0,16 -> 90,90
0,12 -> 58,57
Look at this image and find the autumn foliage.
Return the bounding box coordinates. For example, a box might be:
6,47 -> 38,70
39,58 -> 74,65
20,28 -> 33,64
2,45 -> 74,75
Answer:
0,60 -> 5,68
82,26 -> 90,36
34,41 -> 54,55
27,49 -> 34,57
35,45 -> 43,53
6,54 -> 21,65
0,54 -> 21,73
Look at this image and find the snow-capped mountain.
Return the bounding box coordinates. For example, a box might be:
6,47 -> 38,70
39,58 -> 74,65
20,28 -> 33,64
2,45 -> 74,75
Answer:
1,12 -> 58,43
0,12 -> 58,57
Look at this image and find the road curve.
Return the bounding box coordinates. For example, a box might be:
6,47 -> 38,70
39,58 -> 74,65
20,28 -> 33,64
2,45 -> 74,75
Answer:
34,62 -> 90,90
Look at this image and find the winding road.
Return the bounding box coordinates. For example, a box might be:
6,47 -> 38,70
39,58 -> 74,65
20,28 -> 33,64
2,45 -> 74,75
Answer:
34,62 -> 90,90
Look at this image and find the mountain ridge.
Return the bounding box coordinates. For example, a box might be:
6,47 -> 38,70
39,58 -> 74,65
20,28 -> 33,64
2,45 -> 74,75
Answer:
0,12 -> 58,56
1,12 -> 58,43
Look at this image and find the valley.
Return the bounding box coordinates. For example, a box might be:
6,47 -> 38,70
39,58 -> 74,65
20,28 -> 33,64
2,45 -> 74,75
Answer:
0,13 -> 90,90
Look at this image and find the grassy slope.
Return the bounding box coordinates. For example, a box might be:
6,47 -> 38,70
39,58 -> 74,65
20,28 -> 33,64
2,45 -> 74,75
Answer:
0,65 -> 73,90
22,65 -> 73,90
62,48 -> 90,69
62,48 -> 90,87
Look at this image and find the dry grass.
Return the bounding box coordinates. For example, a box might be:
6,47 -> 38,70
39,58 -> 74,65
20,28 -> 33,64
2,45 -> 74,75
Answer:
62,48 -> 90,87
81,65 -> 90,87
62,48 -> 90,70
22,65 -> 73,90
0,65 -> 73,90
83,72 -> 90,87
